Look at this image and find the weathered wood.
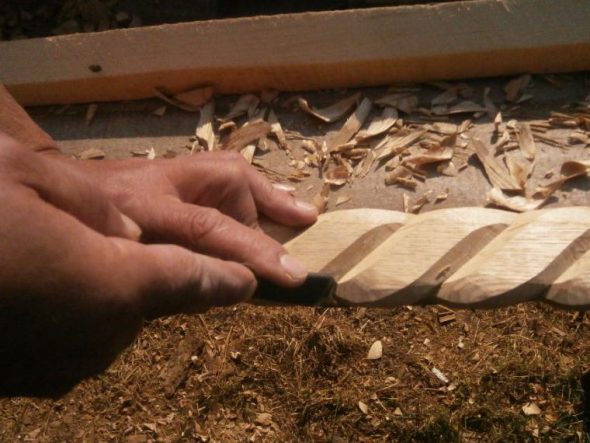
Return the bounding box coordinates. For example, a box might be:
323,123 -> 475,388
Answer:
2,0 -> 590,105
268,207 -> 590,310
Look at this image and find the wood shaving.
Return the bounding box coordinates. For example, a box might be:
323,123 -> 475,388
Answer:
431,88 -> 458,106
195,100 -> 216,151
297,92 -> 360,123
515,122 -> 536,161
240,145 -> 256,164
355,107 -> 398,141
153,86 -> 212,112
434,189 -> 449,203
146,147 -> 156,160
493,112 -> 503,133
472,138 -> 522,191
437,160 -> 458,177
433,101 -> 487,116
221,94 -> 260,122
384,166 -> 417,189
410,190 -> 433,213
85,103 -> 97,126
483,87 -> 498,118
220,120 -> 271,151
375,130 -> 427,161
504,154 -> 531,190
375,93 -> 418,114
504,74 -> 531,102
174,86 -> 214,108
325,165 -> 350,186
327,97 -> 372,151
267,110 -> 290,150
403,147 -> 454,169
152,105 -> 167,117
534,160 -> 590,198
567,132 -> 589,145
402,193 -> 411,213
355,150 -> 376,178
312,183 -> 331,213
77,148 -> 104,160
335,194 -> 352,207
487,187 -> 545,212
366,340 -> 383,360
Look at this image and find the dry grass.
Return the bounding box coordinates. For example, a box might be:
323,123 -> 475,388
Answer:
1,305 -> 588,442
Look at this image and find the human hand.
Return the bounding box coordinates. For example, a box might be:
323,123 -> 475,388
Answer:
72,151 -> 319,286
0,134 -> 257,396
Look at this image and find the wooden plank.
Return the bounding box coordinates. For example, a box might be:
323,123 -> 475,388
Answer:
266,207 -> 590,310
2,0 -> 590,105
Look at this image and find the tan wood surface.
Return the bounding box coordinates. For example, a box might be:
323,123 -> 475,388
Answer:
280,207 -> 590,310
2,0 -> 590,105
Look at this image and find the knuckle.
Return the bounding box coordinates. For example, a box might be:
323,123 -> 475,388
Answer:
185,207 -> 224,244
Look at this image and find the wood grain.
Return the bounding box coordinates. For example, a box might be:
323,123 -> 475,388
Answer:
270,207 -> 590,310
2,0 -> 590,105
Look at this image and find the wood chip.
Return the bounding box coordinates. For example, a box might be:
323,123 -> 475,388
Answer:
522,402 -> 541,416
487,187 -> 545,212
267,110 -> 290,150
358,401 -> 369,415
335,194 -> 352,206
367,340 -> 383,360
220,120 -> 271,151
437,311 -> 456,325
325,165 -> 350,186
437,160 -> 458,177
434,189 -> 449,203
195,100 -> 215,151
77,148 -> 104,160
433,100 -> 486,116
376,130 -> 427,161
174,85 -> 214,108
403,147 -> 454,169
222,94 -> 260,121
312,183 -> 331,213
384,166 -> 417,190
153,86 -> 213,112
402,193 -> 411,213
240,145 -> 256,164
355,150 -> 376,178
472,138 -> 522,191
255,412 -> 273,426
85,103 -> 97,126
534,160 -> 590,198
327,97 -> 372,150
515,122 -> 536,160
375,93 -> 418,114
152,105 -> 167,117
355,107 -> 398,141
504,74 -> 531,102
297,92 -> 360,123
410,190 -> 433,214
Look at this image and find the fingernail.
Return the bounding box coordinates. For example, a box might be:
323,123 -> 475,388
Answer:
121,213 -> 142,241
280,254 -> 308,282
273,183 -> 296,193
295,199 -> 319,216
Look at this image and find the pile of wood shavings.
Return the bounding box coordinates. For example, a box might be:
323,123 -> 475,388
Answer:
153,76 -> 590,214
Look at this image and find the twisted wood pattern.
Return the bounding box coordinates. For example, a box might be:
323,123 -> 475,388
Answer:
279,207 -> 590,310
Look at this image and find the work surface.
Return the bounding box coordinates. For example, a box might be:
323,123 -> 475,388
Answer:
2,75 -> 589,442
31,75 -> 590,211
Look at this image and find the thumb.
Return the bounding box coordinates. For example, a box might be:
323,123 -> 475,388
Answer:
111,239 -> 257,319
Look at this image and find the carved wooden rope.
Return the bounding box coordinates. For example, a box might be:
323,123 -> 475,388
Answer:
276,207 -> 590,310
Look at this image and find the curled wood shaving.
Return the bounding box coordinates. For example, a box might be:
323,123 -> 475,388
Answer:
515,122 -> 536,160
327,97 -> 372,151
534,160 -> 590,198
220,120 -> 271,151
471,138 -> 522,191
375,93 -> 418,114
504,74 -> 531,102
195,100 -> 216,151
221,94 -> 260,122
297,92 -> 360,123
504,154 -> 531,190
487,187 -> 545,212
355,107 -> 398,141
